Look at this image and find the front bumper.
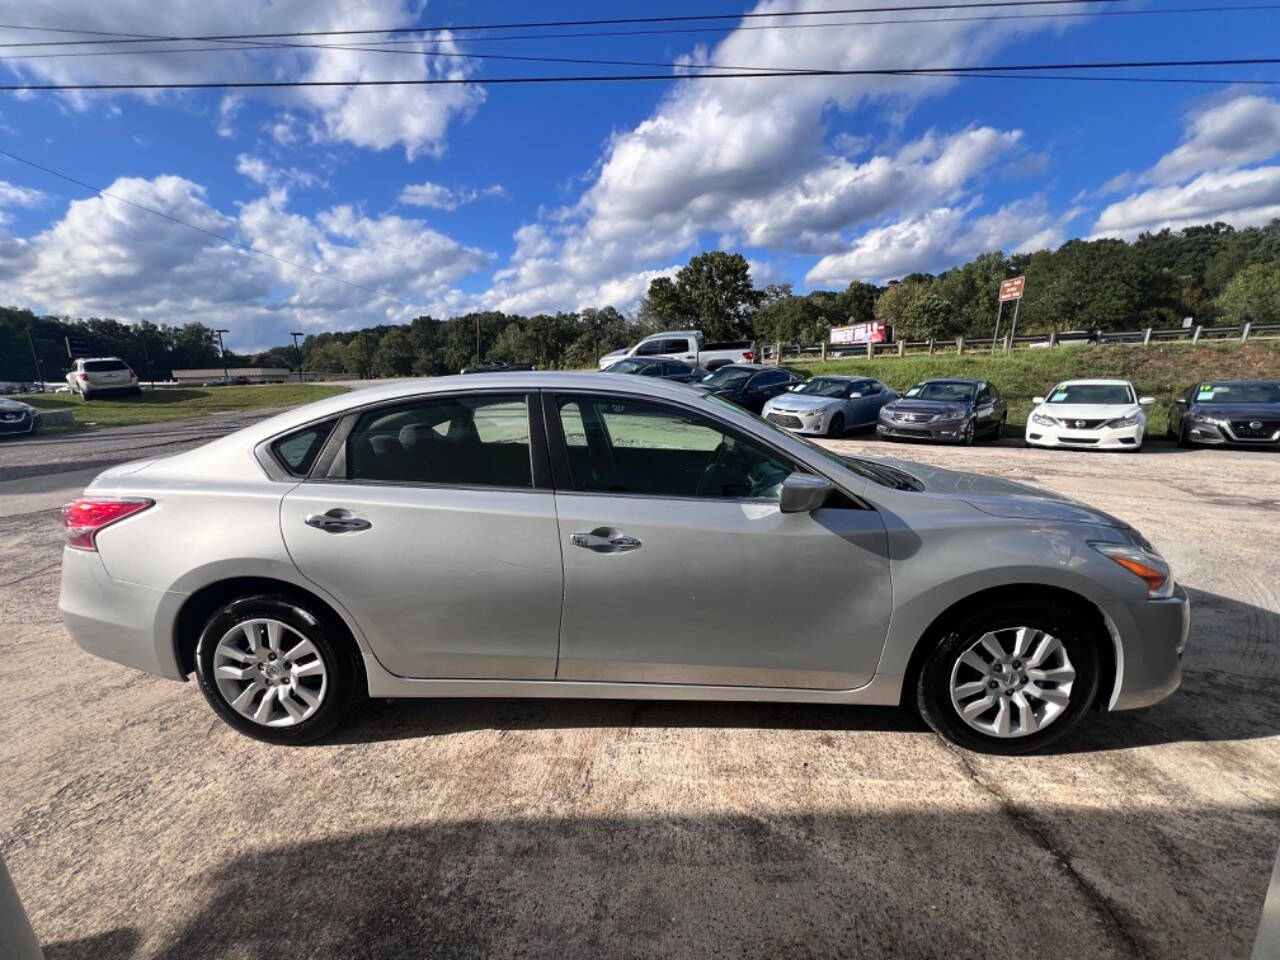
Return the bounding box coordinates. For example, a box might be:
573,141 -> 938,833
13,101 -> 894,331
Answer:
876,419 -> 968,443
1026,421 -> 1143,450
59,548 -> 187,680
0,412 -> 36,435
1098,583 -> 1190,711
1184,419 -> 1280,447
765,409 -> 828,435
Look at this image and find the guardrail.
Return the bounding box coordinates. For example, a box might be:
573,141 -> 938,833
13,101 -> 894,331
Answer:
760,322 -> 1280,363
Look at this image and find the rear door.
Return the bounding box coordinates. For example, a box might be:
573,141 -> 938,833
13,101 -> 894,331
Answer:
546,392 -> 891,689
280,391 -> 563,679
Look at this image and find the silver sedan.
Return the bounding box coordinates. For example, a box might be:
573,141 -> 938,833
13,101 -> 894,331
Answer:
59,372 -> 1189,753
762,375 -> 897,436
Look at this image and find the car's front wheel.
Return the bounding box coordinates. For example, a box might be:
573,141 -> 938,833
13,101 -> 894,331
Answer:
916,598 -> 1101,754
194,594 -> 362,745
827,412 -> 845,437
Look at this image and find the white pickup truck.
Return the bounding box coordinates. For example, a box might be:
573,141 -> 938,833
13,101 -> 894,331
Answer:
598,330 -> 757,371
65,357 -> 141,399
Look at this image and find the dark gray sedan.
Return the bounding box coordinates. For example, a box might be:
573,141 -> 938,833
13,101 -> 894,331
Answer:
877,379 -> 1007,444
1167,380 -> 1280,447
0,397 -> 41,437
602,357 -> 708,384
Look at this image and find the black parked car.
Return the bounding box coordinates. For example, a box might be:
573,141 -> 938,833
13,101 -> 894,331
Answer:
692,364 -> 802,413
1167,380 -> 1280,447
877,378 -> 1008,444
460,361 -> 537,374
0,397 -> 41,437
602,356 -> 709,383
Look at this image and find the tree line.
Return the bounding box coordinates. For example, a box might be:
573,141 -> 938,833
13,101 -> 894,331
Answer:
4,219 -> 1279,382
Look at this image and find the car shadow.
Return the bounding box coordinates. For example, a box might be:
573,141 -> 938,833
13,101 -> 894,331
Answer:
332,588 -> 1280,754
85,806 -> 1279,960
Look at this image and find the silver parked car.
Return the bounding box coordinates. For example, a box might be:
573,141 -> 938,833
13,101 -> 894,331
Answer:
762,375 -> 897,437
59,373 -> 1188,753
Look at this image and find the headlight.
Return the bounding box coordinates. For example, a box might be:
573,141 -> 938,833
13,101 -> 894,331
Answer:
1105,412 -> 1142,429
879,407 -> 895,420
1190,412 -> 1228,426
806,408 -> 826,420
1030,412 -> 1058,427
1090,541 -> 1174,598
935,408 -> 966,421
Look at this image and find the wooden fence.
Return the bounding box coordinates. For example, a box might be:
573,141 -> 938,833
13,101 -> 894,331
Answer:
760,322 -> 1280,363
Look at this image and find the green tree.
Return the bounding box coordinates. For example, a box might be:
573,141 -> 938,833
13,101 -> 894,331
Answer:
639,251 -> 761,340
373,328 -> 413,377
1217,261 -> 1280,325
901,292 -> 958,340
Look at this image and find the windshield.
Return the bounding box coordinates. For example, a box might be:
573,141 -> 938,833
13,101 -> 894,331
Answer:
606,359 -> 645,374
1045,383 -> 1134,405
706,395 -> 924,491
904,381 -> 975,402
795,378 -> 851,398
702,367 -> 753,389
1195,382 -> 1280,404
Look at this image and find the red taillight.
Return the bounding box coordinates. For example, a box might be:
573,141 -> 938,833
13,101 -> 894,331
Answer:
62,498 -> 154,551
77,373 -> 88,381
743,351 -> 754,362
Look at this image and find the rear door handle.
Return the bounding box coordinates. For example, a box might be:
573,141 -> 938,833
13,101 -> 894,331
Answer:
305,508 -> 372,533
570,530 -> 642,553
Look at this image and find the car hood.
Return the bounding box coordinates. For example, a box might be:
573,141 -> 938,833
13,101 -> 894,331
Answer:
882,458 -> 1129,528
1034,402 -> 1136,419
766,394 -> 839,412
1189,402 -> 1280,419
0,398 -> 34,413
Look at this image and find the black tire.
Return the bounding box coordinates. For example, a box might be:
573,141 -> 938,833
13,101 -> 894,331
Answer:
827,412 -> 845,438
1177,421 -> 1192,448
961,419 -> 975,445
915,598 -> 1101,755
194,594 -> 363,745
992,416 -> 1006,441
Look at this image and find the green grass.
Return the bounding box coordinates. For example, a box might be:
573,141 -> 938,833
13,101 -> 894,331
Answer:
785,340 -> 1280,435
26,383 -> 347,428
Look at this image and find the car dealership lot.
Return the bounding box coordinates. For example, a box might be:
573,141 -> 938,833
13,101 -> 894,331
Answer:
1,428 -> 1277,959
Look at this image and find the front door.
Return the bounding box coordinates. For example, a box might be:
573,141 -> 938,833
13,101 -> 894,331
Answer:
547,393 -> 892,690
281,392 -> 563,680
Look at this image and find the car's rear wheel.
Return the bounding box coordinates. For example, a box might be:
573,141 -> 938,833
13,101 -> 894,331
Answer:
827,413 -> 845,438
194,594 -> 362,745
916,599 -> 1101,754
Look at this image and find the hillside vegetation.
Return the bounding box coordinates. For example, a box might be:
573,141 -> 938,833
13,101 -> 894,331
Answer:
26,383 -> 346,429
787,340 -> 1280,435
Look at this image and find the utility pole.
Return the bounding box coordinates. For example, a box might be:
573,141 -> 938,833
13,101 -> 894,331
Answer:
214,328 -> 230,382
23,326 -> 43,391
137,325 -> 154,389
291,332 -> 305,382
475,315 -> 481,364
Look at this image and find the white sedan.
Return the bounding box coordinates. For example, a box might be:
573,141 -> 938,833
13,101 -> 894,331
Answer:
1025,379 -> 1154,452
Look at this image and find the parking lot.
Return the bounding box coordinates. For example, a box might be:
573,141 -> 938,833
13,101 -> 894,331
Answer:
1,423 -> 1277,959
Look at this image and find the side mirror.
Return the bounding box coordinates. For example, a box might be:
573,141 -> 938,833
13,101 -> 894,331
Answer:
1138,396 -> 1155,406
1031,396 -> 1046,405
780,473 -> 833,514
785,384 -> 798,391
848,391 -> 863,399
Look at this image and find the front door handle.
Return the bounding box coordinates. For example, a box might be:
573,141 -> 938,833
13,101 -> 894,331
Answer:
571,529 -> 642,553
305,508 -> 372,533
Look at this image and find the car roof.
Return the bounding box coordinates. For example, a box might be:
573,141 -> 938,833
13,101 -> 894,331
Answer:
1201,379 -> 1279,386
918,378 -> 980,386
80,356 -> 127,362
807,374 -> 872,382
1053,378 -> 1133,387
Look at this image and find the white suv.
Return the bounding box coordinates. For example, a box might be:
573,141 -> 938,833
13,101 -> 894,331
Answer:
66,358 -> 141,400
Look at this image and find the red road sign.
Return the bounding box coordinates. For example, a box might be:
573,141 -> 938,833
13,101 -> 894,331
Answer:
999,276 -> 1026,302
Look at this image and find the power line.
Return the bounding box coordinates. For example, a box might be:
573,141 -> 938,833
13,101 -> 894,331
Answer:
4,5 -> 1278,64
3,56 -> 1280,91
0,1 -> 1142,48
0,148 -> 426,311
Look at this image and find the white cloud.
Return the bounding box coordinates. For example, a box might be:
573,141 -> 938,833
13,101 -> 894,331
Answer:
0,172 -> 491,349
1092,166 -> 1280,239
1147,94 -> 1280,184
398,181 -> 506,210
0,2 -> 483,159
806,197 -> 1067,286
0,180 -> 47,224
234,154 -> 321,191
470,0 -> 1073,313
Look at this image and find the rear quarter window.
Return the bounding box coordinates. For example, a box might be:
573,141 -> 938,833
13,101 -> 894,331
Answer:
271,420 -> 337,477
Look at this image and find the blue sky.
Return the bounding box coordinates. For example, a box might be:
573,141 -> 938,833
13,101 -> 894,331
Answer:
2,1 -> 1280,350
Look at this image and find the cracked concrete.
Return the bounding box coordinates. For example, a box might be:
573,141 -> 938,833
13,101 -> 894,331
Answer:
1,421 -> 1278,959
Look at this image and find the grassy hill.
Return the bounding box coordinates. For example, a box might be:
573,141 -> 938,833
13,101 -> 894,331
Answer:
27,383 -> 346,429
786,340 -> 1280,435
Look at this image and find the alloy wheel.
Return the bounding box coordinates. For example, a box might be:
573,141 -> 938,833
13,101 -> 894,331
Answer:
948,626 -> 1076,738
212,618 -> 328,727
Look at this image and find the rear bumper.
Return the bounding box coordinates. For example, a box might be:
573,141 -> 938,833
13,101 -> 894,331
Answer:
59,548 -> 187,680
1099,584 -> 1190,711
